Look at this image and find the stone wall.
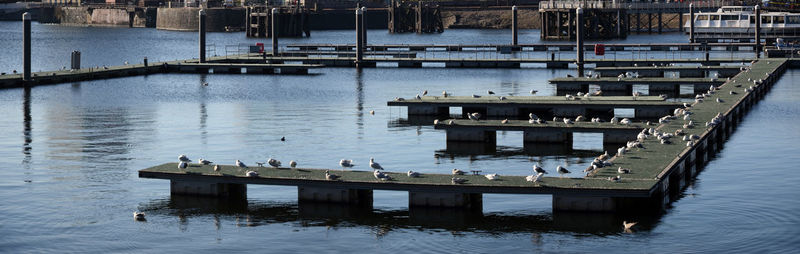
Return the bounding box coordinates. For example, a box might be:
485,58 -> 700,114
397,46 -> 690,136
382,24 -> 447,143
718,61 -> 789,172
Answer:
157,7 -> 245,32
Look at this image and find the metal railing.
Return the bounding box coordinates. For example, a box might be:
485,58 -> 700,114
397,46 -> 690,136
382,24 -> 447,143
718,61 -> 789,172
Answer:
540,0 -> 743,10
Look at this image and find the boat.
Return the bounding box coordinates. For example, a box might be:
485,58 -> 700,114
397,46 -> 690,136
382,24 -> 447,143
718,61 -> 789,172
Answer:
684,6 -> 800,42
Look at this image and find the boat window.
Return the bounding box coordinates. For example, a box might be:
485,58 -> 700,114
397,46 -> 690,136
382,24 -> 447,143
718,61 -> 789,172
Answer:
697,15 -> 709,21
710,15 -> 720,21
762,16 -> 772,24
722,15 -> 738,21
775,16 -> 785,24
788,16 -> 800,24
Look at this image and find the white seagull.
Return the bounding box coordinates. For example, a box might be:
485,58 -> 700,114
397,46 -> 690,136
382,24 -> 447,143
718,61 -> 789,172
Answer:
618,167 -> 631,174
452,168 -> 465,175
289,160 -> 297,168
236,160 -> 247,168
533,164 -> 547,174
526,172 -> 544,182
198,158 -> 212,165
452,177 -> 468,184
339,159 -> 354,169
178,161 -> 188,169
246,171 -> 259,177
214,165 -> 221,171
179,154 -> 191,162
267,158 -> 281,168
325,170 -> 340,180
485,173 -> 499,181
373,170 -> 391,181
556,165 -> 570,178
407,170 -> 420,178
369,157 -> 384,170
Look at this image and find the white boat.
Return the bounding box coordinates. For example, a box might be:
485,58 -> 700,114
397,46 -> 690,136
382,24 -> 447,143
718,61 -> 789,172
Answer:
684,6 -> 800,40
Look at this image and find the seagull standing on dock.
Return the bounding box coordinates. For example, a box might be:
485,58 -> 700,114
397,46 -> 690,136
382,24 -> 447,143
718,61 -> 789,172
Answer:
618,167 -> 631,174
533,164 -> 547,175
452,168 -> 465,175
369,157 -> 384,170
325,170 -> 340,180
468,112 -> 480,121
339,159 -> 354,169
530,89 -> 538,95
485,173 -> 499,181
407,170 -> 420,178
178,161 -> 188,169
236,160 -> 247,168
422,90 -> 428,96
488,90 -> 495,95
214,165 -> 221,171
556,165 -> 570,178
198,158 -> 212,165
442,90 -> 448,97
289,160 -> 297,168
617,147 -> 627,157
267,158 -> 281,168
179,154 -> 191,163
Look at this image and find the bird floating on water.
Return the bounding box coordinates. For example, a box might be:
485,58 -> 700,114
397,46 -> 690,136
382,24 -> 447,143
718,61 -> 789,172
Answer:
236,160 -> 247,168
179,154 -> 191,162
530,89 -> 538,95
198,158 -> 212,165
289,160 -> 297,168
407,170 -> 420,177
281,136 -> 285,141
133,211 -> 146,221
369,157 -> 384,170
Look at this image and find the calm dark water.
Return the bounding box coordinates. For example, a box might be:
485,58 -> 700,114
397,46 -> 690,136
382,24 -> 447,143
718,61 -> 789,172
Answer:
0,23 -> 798,252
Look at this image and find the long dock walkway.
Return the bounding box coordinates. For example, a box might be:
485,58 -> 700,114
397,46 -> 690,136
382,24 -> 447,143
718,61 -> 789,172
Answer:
434,119 -> 644,143
593,66 -> 742,78
549,77 -> 725,92
284,42 -> 757,52
387,95 -> 684,118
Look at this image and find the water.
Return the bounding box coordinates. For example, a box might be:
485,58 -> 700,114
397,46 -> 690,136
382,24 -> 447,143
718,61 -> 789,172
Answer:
1,23 -> 799,252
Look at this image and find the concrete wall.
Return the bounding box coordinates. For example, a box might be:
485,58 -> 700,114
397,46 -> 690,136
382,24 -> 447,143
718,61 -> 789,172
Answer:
157,7 -> 245,32
90,8 -> 131,27
38,6 -> 156,28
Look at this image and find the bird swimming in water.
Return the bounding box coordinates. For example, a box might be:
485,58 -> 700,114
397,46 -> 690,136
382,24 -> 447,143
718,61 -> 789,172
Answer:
618,167 -> 631,174
214,165 -> 221,171
369,157 -> 384,170
198,158 -> 212,165
407,170 -> 420,177
179,154 -> 191,163
246,171 -> 259,177
526,172 -> 544,182
133,211 -> 146,221
452,168 -> 465,175
289,160 -> 297,168
179,161 -> 188,169
236,160 -> 247,168
370,110 -> 375,115
202,82 -> 208,86
268,158 -> 281,168
451,177 -> 468,184
485,173 -> 499,180
281,136 -> 285,141
556,165 -> 570,177
325,170 -> 340,180
533,164 -> 547,174
339,159 -> 354,169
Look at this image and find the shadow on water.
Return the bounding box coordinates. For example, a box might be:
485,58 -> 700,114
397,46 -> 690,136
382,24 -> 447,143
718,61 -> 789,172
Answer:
355,69 -> 365,135
22,87 -> 32,181
139,195 -> 665,236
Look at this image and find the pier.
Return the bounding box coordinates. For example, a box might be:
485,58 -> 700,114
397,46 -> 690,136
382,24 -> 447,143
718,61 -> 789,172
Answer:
139,58 -> 788,213
549,77 -> 725,92
593,66 -> 742,78
434,119 -> 643,143
387,95 -> 683,118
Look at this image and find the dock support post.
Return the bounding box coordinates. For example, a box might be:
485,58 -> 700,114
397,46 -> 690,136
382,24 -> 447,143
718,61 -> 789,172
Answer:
22,12 -> 31,82
271,8 -> 279,56
361,7 -> 367,48
143,57 -> 148,67
512,5 -> 518,46
199,9 -> 206,63
755,5 -> 761,59
689,4 -> 695,43
355,8 -> 363,68
576,8 -> 584,77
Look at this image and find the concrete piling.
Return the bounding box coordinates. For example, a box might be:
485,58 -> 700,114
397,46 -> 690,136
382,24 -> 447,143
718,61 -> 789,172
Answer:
512,6 -> 518,46
689,4 -> 694,43
272,8 -> 279,56
576,8 -> 584,77
199,9 -> 206,63
23,12 -> 31,82
355,7 -> 363,68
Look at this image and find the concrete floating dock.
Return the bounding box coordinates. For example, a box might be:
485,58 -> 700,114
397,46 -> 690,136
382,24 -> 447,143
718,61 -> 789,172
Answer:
167,62 -> 324,75
593,66 -> 742,78
434,119 -> 643,143
387,95 -> 684,118
549,77 -> 725,92
284,42 -> 757,52
140,59 -> 789,213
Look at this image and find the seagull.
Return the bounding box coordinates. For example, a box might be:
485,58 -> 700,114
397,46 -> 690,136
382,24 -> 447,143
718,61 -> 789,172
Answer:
530,89 -> 538,95
452,168 -> 465,175
202,82 -> 208,86
415,94 -> 422,100
422,90 -> 428,96
325,170 -> 340,180
133,211 -> 146,221
369,157 -> 384,170
407,170 -> 420,177
567,74 -> 574,78
198,158 -> 212,165
556,165 -> 570,177
485,173 -> 499,180
339,159 -> 354,169
565,94 -> 575,100
179,161 -> 188,169
267,158 -> 281,168
716,98 -> 724,103
608,175 -> 621,182
468,112 -> 480,121
499,96 -> 507,101
618,167 -> 631,174
442,90 -> 448,97
373,170 -> 391,181
370,110 -> 375,115
563,118 -> 573,124
281,136 -> 285,141
526,172 -> 544,182
623,221 -> 638,230
472,94 -> 481,98
620,118 -> 632,125
289,160 -> 297,168
246,171 -> 259,177
610,117 -> 619,124
529,113 -> 538,120
488,90 -> 495,95
214,165 -> 221,171
533,164 -> 547,174
179,154 -> 191,162
501,119 -> 509,124
451,177 -> 468,184
575,115 -> 585,122
597,151 -> 609,160
617,147 -> 627,157
236,160 -> 247,168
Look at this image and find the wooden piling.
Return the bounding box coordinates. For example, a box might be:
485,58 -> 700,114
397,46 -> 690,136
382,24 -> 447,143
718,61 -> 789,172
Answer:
272,8 -> 278,56
576,8 -> 584,77
689,4 -> 695,43
23,12 -> 31,82
199,9 -> 206,63
512,6 -> 518,46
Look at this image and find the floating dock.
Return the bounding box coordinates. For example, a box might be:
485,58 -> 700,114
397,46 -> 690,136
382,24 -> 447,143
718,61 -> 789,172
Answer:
284,42 -> 758,52
387,95 -> 684,118
139,59 -> 788,213
548,76 -> 725,92
593,66 -> 742,78
434,119 -> 643,143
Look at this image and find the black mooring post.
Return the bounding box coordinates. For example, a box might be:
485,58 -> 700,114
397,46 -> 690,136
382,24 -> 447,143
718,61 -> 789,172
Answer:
755,5 -> 761,59
689,3 -> 695,43
355,7 -> 363,68
361,7 -> 367,48
576,8 -> 584,77
272,8 -> 279,56
512,5 -> 518,46
23,12 -> 31,82
199,9 -> 206,63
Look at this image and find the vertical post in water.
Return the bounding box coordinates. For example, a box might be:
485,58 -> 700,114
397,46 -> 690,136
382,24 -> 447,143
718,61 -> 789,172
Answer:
23,12 -> 31,82
361,7 -> 367,48
512,5 -> 518,46
355,7 -> 363,68
576,8 -> 584,77
755,5 -> 761,59
689,3 -> 695,43
199,9 -> 206,63
272,8 -> 279,56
